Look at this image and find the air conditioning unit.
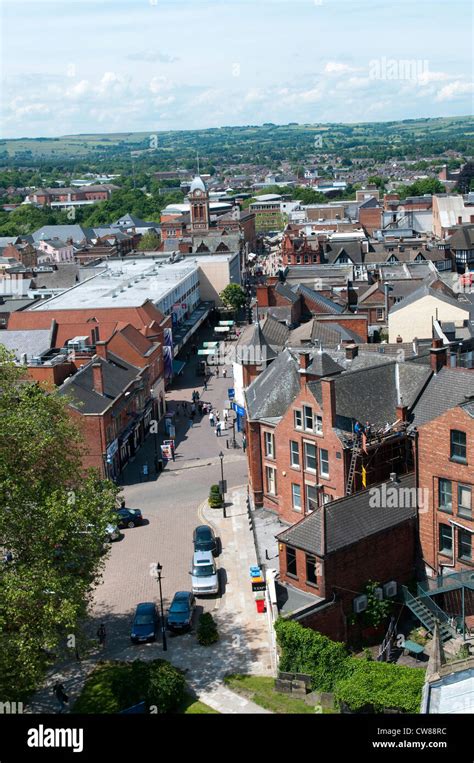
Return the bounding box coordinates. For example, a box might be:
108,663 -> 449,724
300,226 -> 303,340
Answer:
383,581 -> 398,598
374,587 -> 384,601
353,595 -> 368,614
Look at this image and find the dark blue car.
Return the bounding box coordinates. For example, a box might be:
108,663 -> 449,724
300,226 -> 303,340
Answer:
167,592 -> 196,633
130,602 -> 158,644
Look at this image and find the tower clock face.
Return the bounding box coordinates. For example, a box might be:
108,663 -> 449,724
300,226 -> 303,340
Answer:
194,190 -> 202,197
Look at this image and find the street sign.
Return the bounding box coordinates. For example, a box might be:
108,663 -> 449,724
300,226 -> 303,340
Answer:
219,480 -> 227,494
232,402 -> 246,417
228,388 -> 235,399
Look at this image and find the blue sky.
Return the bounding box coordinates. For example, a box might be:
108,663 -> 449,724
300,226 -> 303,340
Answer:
1,0 -> 473,138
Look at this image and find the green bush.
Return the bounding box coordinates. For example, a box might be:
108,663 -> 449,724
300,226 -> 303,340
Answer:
197,613 -> 219,646
145,661 -> 186,713
208,486 -> 223,508
334,660 -> 425,714
275,619 -> 350,692
73,660 -> 185,714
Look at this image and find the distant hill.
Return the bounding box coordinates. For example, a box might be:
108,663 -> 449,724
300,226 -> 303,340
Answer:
0,116 -> 472,169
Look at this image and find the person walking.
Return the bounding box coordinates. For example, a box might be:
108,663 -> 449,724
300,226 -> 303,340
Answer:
53,683 -> 69,713
223,409 -> 229,423
215,366 -> 219,378
215,421 -> 221,437
198,401 -> 203,415
209,411 -> 215,427
97,623 -> 106,648
215,411 -> 220,423
203,377 -> 208,391
191,402 -> 196,415
242,432 -> 247,454
223,367 -> 227,378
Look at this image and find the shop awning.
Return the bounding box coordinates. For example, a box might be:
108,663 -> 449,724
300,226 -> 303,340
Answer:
172,360 -> 186,375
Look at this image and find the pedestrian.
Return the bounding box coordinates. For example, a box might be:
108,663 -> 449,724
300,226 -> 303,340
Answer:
215,366 -> 219,378
53,683 -> 69,713
195,390 -> 200,401
120,498 -> 126,509
198,401 -> 203,415
215,411 -> 220,422
204,377 -> 208,391
223,367 -> 227,378
209,411 -> 215,427
97,623 -> 106,647
242,433 -> 247,454
215,421 -> 221,437
223,409 -> 229,422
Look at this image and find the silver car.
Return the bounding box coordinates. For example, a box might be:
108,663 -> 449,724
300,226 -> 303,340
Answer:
190,550 -> 219,596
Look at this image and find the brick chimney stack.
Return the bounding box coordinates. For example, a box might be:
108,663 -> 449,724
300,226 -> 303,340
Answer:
256,284 -> 270,307
430,338 -> 447,374
321,377 -> 336,428
95,340 -> 108,360
92,361 -> 105,395
345,343 -> 358,360
298,351 -> 311,388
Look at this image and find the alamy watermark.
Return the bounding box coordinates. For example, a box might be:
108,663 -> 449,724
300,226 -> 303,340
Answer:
369,483 -> 430,513
369,57 -> 430,81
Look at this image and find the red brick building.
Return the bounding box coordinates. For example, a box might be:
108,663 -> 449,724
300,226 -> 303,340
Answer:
280,231 -> 322,267
276,473 -> 417,643
417,399 -> 474,576
245,348 -> 430,519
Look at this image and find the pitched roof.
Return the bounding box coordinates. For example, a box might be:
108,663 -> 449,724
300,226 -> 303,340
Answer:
308,360 -> 431,428
447,225 -> 474,250
275,281 -> 300,304
389,283 -> 468,316
410,367 -> 474,428
245,348 -> 301,420
58,354 -> 140,414
294,283 -> 345,314
277,473 -> 416,556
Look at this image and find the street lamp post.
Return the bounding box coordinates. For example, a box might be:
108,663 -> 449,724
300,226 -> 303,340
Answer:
219,451 -> 226,519
156,563 -> 167,651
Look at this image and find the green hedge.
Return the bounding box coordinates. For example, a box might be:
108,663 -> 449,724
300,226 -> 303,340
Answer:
334,660 -> 426,714
73,660 -> 186,714
275,619 -> 349,692
275,619 -> 425,713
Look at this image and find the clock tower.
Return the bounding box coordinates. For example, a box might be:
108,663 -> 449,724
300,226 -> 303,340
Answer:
188,175 -> 210,234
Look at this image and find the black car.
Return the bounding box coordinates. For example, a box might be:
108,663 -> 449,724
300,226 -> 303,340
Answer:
115,508 -> 143,529
130,602 -> 158,644
193,525 -> 218,556
167,592 -> 196,633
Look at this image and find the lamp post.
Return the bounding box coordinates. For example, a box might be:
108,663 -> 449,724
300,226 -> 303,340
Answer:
219,451 -> 226,518
156,563 -> 167,651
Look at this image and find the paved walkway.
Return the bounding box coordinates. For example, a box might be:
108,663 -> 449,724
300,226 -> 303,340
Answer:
25,329 -> 274,715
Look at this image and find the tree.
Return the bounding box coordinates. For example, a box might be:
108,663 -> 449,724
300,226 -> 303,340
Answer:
0,347 -> 119,699
219,284 -> 247,314
138,231 -> 161,251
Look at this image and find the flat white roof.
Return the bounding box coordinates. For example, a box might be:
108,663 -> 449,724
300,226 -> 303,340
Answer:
27,259 -> 199,311
26,255 -> 237,312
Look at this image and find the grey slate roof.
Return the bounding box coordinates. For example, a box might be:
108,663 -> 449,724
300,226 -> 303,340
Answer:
294,283 -> 345,314
58,353 -> 140,414
308,360 -> 431,428
410,367 -> 474,428
389,283 -> 466,315
277,473 -> 416,556
0,329 -> 51,360
275,281 -> 300,304
288,317 -> 363,347
306,351 -> 345,377
245,348 -> 301,420
32,225 -> 94,245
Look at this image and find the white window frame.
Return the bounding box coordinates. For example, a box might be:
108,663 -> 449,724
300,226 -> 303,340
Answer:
290,440 -> 300,468
265,465 -> 277,496
305,483 -> 318,513
294,409 -> 303,430
292,483 -> 302,512
319,448 -> 329,479
264,431 -> 275,459
303,405 -> 314,432
304,441 -> 317,473
314,415 -> 323,435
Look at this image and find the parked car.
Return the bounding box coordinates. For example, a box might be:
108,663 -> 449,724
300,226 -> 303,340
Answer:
115,508 -> 143,529
167,591 -> 196,632
190,550 -> 219,596
130,602 -> 158,644
193,525 -> 218,556
105,523 -> 121,542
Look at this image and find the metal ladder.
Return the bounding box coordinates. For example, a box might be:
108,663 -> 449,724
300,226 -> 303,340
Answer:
346,444 -> 359,495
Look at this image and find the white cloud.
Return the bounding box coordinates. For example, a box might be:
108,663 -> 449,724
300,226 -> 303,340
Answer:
324,62 -> 356,74
435,80 -> 474,101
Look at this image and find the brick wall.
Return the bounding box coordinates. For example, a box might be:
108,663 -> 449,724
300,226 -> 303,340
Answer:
418,405 -> 474,574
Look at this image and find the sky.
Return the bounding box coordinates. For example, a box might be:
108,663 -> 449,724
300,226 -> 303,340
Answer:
0,0 -> 473,138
